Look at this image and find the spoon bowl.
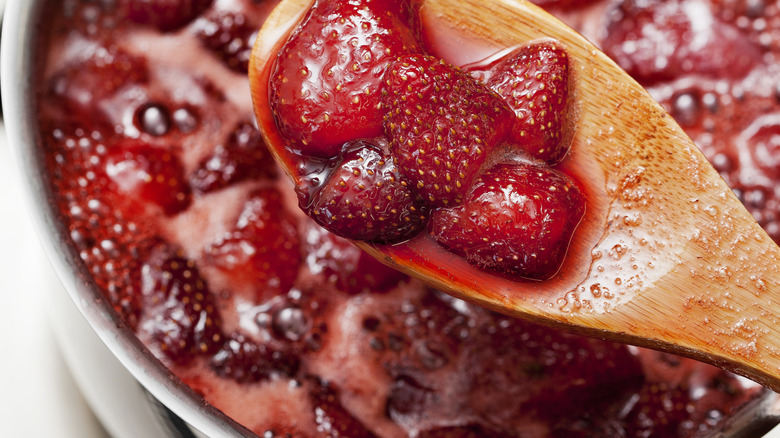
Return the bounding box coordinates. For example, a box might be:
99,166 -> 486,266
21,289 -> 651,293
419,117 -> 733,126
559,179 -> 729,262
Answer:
250,0 -> 780,391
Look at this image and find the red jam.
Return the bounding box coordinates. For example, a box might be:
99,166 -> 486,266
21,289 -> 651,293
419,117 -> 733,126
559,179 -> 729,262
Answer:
33,0 -> 778,436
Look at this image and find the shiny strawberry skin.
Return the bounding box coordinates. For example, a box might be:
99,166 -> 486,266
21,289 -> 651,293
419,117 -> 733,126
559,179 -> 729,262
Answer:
302,139 -> 428,243
269,0 -> 422,158
126,0 -> 214,32
210,333 -> 300,384
104,142 -> 192,216
301,221 -> 409,294
190,121 -> 277,193
469,42 -> 572,164
140,245 -> 224,365
204,187 -> 301,303
383,55 -> 515,207
430,163 -> 585,280
600,0 -> 762,83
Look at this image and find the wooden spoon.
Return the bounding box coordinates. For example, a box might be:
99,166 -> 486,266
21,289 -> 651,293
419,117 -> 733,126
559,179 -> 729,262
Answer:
250,0 -> 780,391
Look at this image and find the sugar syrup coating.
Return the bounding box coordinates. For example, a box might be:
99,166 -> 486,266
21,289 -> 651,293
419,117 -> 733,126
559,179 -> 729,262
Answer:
140,244 -> 224,365
301,221 -> 409,295
35,0 -> 773,436
202,187 -> 302,303
600,0 -> 763,84
126,0 -> 215,32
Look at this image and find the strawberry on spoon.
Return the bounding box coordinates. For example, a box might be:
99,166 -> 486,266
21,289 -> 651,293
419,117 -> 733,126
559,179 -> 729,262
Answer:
250,0 -> 780,393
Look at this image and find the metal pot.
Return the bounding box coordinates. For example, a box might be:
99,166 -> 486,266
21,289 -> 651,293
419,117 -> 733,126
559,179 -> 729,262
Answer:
1,0 -> 250,436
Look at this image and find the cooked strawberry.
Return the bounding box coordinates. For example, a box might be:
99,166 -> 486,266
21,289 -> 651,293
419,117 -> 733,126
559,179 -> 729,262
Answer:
430,163 -> 585,280
383,55 -> 515,207
301,221 -> 408,294
601,0 -> 762,83
309,378 -> 378,438
190,121 -> 277,193
140,245 -> 223,365
48,48 -> 149,129
302,139 -> 428,242
621,382 -> 694,437
204,187 -> 301,302
44,125 -> 172,330
195,11 -> 258,73
210,333 -> 300,383
469,42 -> 572,164
378,290 -> 644,431
105,142 -> 192,216
72,211 -> 161,331
268,0 -> 422,158
125,0 -> 214,32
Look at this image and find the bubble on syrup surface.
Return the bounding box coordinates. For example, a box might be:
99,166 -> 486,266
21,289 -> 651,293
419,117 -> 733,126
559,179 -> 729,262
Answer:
136,102 -> 171,136
272,305 -> 310,342
609,244 -> 627,260
745,0 -> 767,18
672,91 -> 701,126
173,107 -> 199,133
710,152 -> 733,174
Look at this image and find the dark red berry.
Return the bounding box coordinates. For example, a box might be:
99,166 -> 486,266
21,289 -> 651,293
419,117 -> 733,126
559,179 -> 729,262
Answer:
105,142 -> 192,216
140,245 -> 223,365
301,221 -> 408,294
601,0 -> 762,83
268,0 -> 422,157
383,55 -> 515,207
210,333 -> 300,383
48,47 -> 149,129
204,188 -> 301,303
190,121 -> 278,193
469,42 -> 572,163
126,0 -> 214,32
430,163 -> 585,280
309,378 -> 378,438
302,139 -> 428,243
195,11 -> 258,73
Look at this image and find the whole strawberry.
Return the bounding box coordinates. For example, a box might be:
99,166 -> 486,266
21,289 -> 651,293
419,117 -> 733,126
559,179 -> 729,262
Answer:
126,0 -> 213,32
210,333 -> 300,383
269,0 -> 422,158
105,142 -> 192,216
469,42 -> 572,164
140,245 -> 224,365
430,163 -> 584,280
190,121 -> 277,193
204,188 -> 301,303
383,55 -> 515,207
302,139 -> 428,243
